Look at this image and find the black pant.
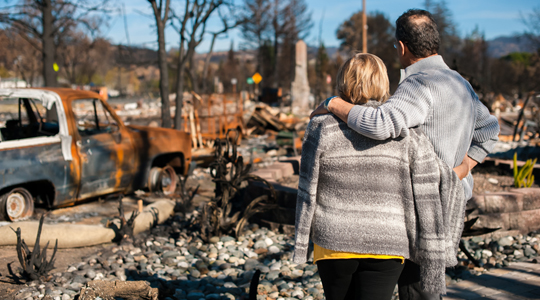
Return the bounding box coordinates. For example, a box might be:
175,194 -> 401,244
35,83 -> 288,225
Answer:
317,258 -> 404,300
398,260 -> 442,300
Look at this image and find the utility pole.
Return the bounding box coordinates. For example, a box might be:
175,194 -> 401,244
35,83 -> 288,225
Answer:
362,0 -> 367,53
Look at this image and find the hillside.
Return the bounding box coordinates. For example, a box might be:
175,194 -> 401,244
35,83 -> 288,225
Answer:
487,35 -> 537,58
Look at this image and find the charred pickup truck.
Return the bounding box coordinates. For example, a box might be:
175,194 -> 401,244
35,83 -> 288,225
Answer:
0,88 -> 192,221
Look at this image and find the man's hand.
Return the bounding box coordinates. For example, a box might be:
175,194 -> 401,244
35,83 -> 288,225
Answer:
310,101 -> 329,119
310,97 -> 354,123
453,158 -> 469,180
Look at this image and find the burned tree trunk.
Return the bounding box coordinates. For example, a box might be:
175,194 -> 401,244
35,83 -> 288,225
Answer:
41,0 -> 57,87
149,0 -> 172,128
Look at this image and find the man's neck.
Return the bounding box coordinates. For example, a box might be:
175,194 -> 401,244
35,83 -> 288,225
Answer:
403,53 -> 439,68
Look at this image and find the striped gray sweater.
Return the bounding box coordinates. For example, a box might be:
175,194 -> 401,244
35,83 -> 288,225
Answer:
294,107 -> 466,294
347,55 -> 500,199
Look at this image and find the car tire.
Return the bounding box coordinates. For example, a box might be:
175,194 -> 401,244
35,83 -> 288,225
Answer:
148,165 -> 178,195
0,187 -> 34,221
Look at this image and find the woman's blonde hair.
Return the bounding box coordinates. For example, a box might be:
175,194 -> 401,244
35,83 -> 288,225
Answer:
335,53 -> 390,104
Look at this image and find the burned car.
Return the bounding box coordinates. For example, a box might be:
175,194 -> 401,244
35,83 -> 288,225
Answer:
0,88 -> 192,221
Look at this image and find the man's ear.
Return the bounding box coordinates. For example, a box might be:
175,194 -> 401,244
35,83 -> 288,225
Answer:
398,40 -> 407,57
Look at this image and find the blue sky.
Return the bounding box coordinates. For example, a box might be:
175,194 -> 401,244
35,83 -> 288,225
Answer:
103,0 -> 538,53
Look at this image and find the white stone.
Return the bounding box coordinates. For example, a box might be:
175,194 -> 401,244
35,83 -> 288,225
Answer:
219,254 -> 230,261
270,262 -> 282,271
487,178 -> 499,184
67,266 -> 77,272
264,237 -> 274,246
247,251 -> 258,258
268,246 -> 280,254
292,290 -> 304,298
481,249 -> 493,257
224,240 -> 236,247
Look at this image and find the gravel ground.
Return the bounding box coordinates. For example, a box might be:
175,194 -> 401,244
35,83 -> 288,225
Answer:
5,207 -> 540,300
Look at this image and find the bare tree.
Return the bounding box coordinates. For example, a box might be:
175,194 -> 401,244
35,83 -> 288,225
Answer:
57,32 -> 112,85
241,0 -> 311,89
0,0 -> 110,87
201,7 -> 246,93
273,0 -> 312,91
170,0 -> 230,129
0,28 -> 42,85
240,0 -> 271,76
148,0 -> 172,128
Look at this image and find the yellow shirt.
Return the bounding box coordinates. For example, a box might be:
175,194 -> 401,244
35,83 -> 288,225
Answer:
313,244 -> 405,264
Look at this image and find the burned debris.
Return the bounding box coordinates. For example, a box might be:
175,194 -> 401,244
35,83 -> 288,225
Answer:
199,130 -> 278,241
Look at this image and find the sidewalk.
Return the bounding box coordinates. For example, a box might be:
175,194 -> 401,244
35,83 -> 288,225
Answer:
444,261 -> 540,299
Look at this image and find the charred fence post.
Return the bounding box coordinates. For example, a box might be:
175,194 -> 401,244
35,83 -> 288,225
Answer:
11,214 -> 58,281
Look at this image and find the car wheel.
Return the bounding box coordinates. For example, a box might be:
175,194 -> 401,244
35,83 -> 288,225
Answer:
148,165 -> 179,195
0,187 -> 34,221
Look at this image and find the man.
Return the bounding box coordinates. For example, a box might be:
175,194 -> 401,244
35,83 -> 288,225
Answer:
311,9 -> 500,300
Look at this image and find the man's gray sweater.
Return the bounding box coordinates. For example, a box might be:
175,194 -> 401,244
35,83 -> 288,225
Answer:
346,55 -> 500,199
294,109 -> 467,293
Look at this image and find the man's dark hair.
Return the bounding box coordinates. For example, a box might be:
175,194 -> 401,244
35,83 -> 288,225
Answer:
395,9 -> 440,58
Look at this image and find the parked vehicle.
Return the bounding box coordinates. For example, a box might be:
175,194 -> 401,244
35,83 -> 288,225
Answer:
0,88 -> 192,221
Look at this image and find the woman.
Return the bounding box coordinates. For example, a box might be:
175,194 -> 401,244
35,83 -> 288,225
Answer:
293,53 -> 466,300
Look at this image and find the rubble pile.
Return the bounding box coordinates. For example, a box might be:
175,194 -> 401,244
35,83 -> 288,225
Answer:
245,104 -> 307,136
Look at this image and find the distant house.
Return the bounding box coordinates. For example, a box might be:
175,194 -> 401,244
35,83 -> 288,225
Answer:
0,78 -> 28,88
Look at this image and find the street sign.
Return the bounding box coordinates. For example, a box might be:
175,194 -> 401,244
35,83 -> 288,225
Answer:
247,78 -> 254,85
231,78 -> 238,85
252,72 -> 262,84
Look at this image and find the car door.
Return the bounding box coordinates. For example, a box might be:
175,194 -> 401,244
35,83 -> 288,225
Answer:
71,98 -> 135,199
